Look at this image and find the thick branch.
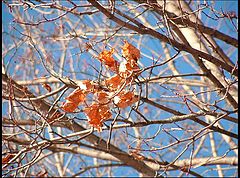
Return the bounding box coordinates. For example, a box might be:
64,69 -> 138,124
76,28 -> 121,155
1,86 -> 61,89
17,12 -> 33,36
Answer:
87,0 -> 237,76
4,135 -> 237,171
2,73 -> 157,177
144,0 -> 238,48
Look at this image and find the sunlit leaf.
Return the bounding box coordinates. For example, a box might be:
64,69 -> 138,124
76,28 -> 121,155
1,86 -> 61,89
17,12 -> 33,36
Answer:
98,48 -> 119,72
122,40 -> 140,61
62,100 -> 79,112
77,80 -> 95,93
65,88 -> 86,103
105,74 -> 124,91
114,91 -> 139,108
118,61 -> 140,79
84,103 -> 112,132
96,91 -> 109,104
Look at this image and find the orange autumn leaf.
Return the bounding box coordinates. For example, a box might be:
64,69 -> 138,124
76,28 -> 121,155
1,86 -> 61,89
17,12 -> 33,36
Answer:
62,87 -> 86,112
84,103 -> 112,131
98,49 -> 119,72
98,48 -> 115,64
122,40 -> 140,61
114,91 -> 139,108
118,61 -> 140,79
96,91 -> 109,104
77,80 -> 95,93
62,100 -> 79,112
65,88 -> 86,103
105,74 -> 124,91
2,154 -> 16,164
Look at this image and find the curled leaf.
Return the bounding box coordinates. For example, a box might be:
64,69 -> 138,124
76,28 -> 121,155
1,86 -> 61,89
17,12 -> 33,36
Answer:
65,88 -> 86,103
98,48 -> 114,63
77,80 -> 95,93
98,49 -> 119,72
96,91 -> 109,104
105,74 -> 124,91
118,61 -> 140,79
114,91 -> 138,108
122,40 -> 140,61
84,103 -> 112,132
62,100 -> 79,113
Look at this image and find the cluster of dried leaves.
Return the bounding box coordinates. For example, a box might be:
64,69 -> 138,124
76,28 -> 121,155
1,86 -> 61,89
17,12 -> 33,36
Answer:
62,40 -> 141,131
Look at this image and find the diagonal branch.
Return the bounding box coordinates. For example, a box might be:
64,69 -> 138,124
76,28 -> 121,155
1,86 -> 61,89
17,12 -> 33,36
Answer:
4,135 -> 237,171
2,73 -> 157,177
87,0 -> 237,77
